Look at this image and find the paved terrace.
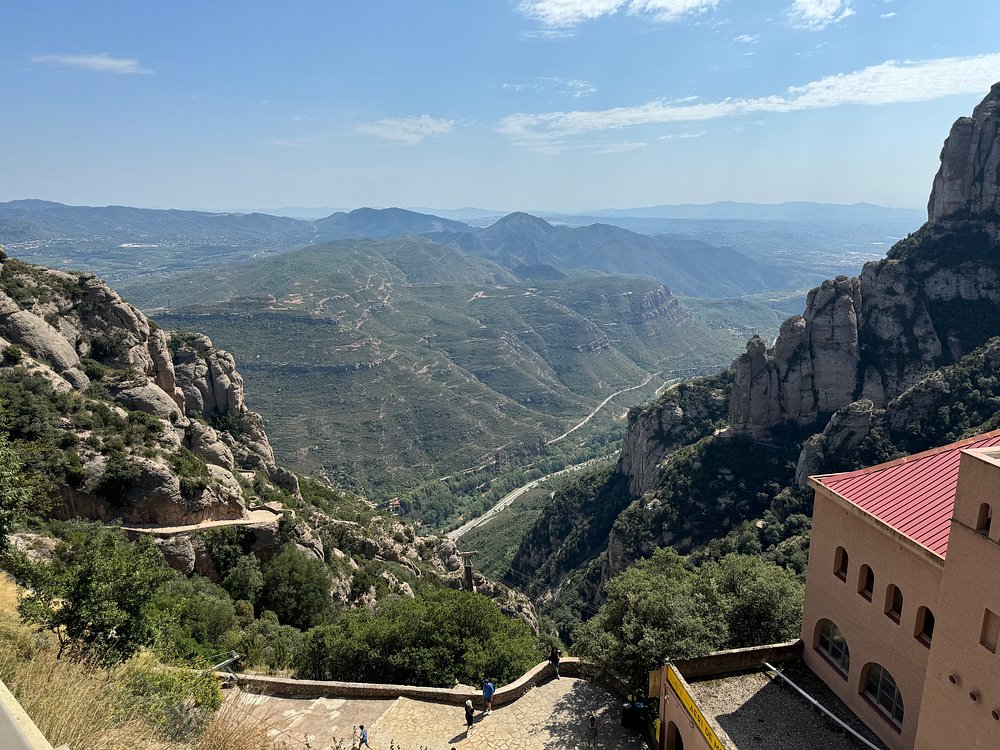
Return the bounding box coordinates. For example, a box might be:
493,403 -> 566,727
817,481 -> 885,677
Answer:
226,676 -> 648,750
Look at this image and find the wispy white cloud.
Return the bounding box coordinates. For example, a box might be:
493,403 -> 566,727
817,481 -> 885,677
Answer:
356,115 -> 455,145
735,33 -> 760,43
503,76 -> 597,98
518,0 -> 718,27
786,0 -> 854,30
31,52 -> 153,75
499,53 -> 1000,152
592,141 -> 647,153
658,130 -> 707,140
881,11 -> 897,18
520,27 -> 578,39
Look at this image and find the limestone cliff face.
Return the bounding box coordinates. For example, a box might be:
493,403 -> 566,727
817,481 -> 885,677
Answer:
617,371 -> 731,497
730,83 -> 1000,438
928,82 -> 1000,224
0,251 -> 282,525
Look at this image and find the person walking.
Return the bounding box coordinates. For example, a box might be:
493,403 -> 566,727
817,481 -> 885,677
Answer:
482,678 -> 496,715
465,699 -> 475,735
358,724 -> 371,748
549,646 -> 562,679
586,714 -> 598,748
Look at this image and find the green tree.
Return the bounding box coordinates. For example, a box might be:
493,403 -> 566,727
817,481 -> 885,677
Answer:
227,610 -> 304,673
17,525 -> 172,663
0,434 -> 36,554
574,548 -> 727,687
297,588 -> 539,687
223,554 -> 264,607
704,553 -> 804,648
151,575 -> 238,662
259,545 -> 332,630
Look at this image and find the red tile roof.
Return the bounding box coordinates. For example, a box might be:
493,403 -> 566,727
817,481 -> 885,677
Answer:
816,430 -> 1000,558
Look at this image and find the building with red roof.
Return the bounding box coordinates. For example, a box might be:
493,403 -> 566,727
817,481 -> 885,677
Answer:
802,430 -> 1000,750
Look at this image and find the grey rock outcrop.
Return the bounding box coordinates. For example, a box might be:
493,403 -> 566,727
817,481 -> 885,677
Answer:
172,333 -> 245,416
730,277 -> 862,438
186,421 -> 236,470
154,535 -> 197,576
731,83 -> 1000,439
794,399 -> 876,487
928,82 -> 1000,223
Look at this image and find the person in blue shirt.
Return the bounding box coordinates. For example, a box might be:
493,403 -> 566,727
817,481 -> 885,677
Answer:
482,679 -> 496,715
358,724 -> 371,748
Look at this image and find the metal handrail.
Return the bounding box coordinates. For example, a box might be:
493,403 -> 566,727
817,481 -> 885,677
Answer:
762,661 -> 882,750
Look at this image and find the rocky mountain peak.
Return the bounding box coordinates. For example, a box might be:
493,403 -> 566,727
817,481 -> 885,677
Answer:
928,81 -> 1000,223
729,84 -> 1000,439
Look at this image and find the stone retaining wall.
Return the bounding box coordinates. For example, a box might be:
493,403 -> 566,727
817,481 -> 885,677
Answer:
225,657 -> 588,706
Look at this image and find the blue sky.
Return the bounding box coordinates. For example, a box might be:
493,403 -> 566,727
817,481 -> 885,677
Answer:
2,0 -> 1000,212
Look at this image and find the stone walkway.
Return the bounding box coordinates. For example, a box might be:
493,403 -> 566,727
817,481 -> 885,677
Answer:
227,677 -> 648,750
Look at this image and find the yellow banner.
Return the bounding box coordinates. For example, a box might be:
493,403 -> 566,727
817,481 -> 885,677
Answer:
665,665 -> 728,750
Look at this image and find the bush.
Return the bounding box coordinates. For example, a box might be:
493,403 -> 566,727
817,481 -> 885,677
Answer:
97,450 -> 142,507
3,343 -> 25,365
260,545 -> 332,630
81,357 -> 109,380
169,447 -> 211,501
229,611 -> 304,673
151,576 -> 238,663
116,654 -> 222,740
223,555 -> 264,607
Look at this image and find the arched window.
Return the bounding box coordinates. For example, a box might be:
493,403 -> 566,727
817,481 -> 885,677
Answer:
977,503 -> 992,535
858,564 -> 874,601
833,546 -> 849,580
915,606 -> 935,646
885,584 -> 903,622
815,619 -> 851,675
862,663 -> 904,727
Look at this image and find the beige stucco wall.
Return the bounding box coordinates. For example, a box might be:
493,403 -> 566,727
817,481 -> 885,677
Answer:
915,450 -> 1000,749
801,483 -> 944,750
652,667 -> 714,750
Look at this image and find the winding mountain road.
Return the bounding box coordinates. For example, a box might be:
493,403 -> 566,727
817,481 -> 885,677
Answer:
544,371 -> 659,446
446,454 -> 611,542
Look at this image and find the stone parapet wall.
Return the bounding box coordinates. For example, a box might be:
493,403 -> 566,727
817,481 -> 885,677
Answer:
673,640 -> 802,680
224,658 -> 587,706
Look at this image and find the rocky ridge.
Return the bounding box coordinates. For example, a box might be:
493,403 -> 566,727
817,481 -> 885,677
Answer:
729,83 -> 1000,439
0,250 -> 285,527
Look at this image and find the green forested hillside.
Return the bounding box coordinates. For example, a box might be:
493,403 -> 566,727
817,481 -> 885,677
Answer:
121,238 -> 774,503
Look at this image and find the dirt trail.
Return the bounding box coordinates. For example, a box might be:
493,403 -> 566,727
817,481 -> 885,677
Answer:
121,508 -> 282,537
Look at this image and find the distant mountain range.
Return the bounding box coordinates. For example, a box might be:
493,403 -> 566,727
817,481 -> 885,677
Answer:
429,212 -> 788,297
0,200 -> 801,298
243,201 -> 924,224
571,201 -> 924,223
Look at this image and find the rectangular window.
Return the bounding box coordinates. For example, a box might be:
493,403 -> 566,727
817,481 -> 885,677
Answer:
981,609 -> 1000,653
